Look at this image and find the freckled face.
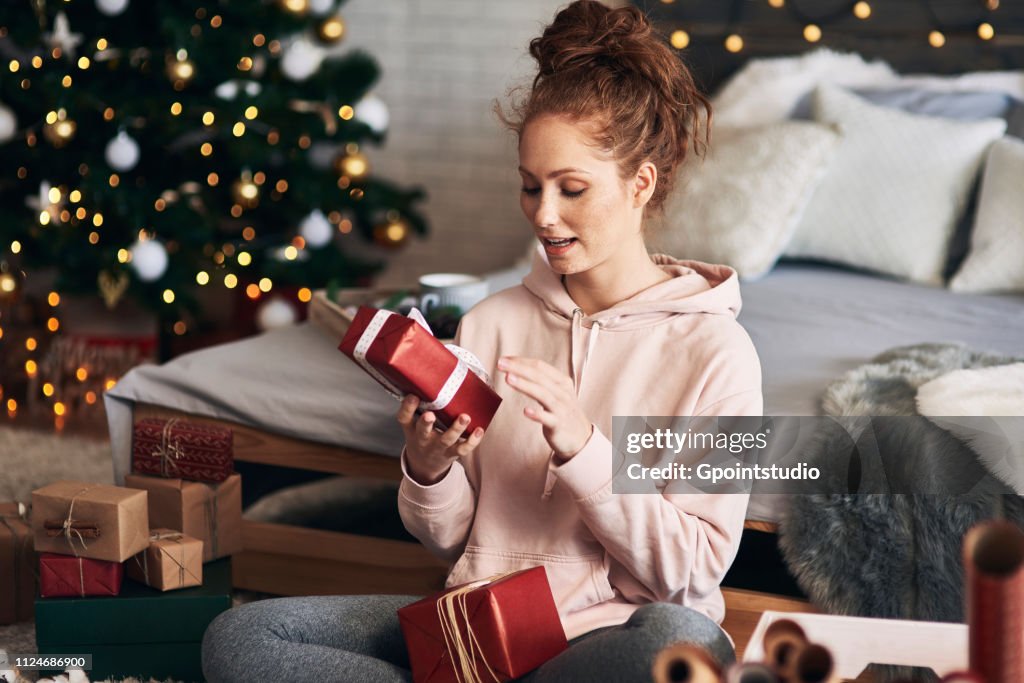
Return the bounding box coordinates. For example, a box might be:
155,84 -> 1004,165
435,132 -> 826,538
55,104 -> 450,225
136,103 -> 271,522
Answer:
518,115 -> 641,276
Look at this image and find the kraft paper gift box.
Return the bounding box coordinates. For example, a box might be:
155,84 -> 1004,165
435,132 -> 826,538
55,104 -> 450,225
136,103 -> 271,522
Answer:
32,481 -> 149,563
126,529 -> 203,591
38,552 -> 124,598
398,566 -> 568,683
339,305 -> 502,434
36,558 -> 232,683
132,417 -> 234,483
123,473 -> 242,563
0,502 -> 36,624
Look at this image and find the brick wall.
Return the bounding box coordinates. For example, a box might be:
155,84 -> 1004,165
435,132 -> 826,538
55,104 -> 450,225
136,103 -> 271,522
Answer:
338,0 -> 627,286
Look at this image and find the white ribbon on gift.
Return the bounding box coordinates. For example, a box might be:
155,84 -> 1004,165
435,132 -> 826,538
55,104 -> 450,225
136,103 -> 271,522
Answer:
352,308 -> 491,412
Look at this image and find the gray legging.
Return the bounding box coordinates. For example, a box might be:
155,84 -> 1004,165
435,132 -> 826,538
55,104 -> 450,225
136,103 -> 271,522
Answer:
202,595 -> 734,682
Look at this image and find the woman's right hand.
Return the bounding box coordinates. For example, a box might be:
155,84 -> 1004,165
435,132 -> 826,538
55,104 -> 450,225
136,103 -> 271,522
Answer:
397,394 -> 484,486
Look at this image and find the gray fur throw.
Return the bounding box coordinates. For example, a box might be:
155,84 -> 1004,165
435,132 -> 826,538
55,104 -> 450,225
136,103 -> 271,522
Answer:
778,344 -> 1024,676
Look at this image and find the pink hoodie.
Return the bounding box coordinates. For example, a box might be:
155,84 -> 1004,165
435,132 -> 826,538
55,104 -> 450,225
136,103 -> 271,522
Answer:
398,249 -> 763,640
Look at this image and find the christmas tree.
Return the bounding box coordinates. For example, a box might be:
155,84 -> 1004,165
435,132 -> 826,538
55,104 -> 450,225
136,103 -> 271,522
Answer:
0,0 -> 427,339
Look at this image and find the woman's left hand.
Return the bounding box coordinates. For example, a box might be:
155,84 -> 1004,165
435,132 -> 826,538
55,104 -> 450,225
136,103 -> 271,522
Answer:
497,356 -> 593,460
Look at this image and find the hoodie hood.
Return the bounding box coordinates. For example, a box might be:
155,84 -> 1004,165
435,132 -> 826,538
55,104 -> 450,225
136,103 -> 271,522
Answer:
521,245 -> 742,331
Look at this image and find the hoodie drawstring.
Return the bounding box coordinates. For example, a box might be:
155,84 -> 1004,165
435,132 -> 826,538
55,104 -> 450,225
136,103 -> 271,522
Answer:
544,308 -> 602,500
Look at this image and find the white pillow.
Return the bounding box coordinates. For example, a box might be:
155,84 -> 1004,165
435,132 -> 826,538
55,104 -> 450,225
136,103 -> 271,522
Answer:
950,136 -> 1024,293
917,363 -> 1024,494
785,85 -> 1006,284
712,48 -> 897,127
652,121 -> 840,280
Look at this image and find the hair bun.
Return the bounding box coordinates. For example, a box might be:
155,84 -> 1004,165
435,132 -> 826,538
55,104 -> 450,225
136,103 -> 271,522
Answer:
530,0 -> 653,78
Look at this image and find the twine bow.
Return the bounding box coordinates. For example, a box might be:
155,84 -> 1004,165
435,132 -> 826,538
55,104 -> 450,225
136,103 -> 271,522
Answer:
54,487 -> 95,557
435,572 -> 519,683
135,531 -> 201,588
153,418 -> 186,477
288,99 -> 337,135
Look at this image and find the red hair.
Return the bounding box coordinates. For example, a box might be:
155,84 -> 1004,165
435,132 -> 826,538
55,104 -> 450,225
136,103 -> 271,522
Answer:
496,0 -> 711,216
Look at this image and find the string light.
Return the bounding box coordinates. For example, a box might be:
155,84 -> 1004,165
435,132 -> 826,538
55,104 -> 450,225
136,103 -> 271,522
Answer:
47,317 -> 59,332
224,273 -> 238,289
105,379 -> 117,391
196,271 -> 210,285
246,284 -> 260,300
203,111 -> 215,125
11,240 -> 21,254
853,2 -> 871,19
25,360 -> 37,376
298,287 -> 312,303
804,24 -> 822,42
929,30 -> 945,47
163,289 -> 175,303
43,383 -> 54,397
244,106 -> 258,120
76,367 -> 89,381
724,34 -> 744,53
237,251 -> 252,266
25,338 -> 36,351
338,105 -> 354,120
48,292 -> 60,307
978,22 -> 995,40
258,278 -> 272,292
670,30 -> 690,49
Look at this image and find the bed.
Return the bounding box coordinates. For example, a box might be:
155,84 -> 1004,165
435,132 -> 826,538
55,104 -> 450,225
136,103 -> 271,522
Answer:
106,2 -> 1024,611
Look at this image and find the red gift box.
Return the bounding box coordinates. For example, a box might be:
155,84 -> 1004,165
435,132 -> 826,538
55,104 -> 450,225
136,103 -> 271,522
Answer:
339,306 -> 502,434
39,552 -> 124,598
132,418 -> 234,483
398,566 -> 568,683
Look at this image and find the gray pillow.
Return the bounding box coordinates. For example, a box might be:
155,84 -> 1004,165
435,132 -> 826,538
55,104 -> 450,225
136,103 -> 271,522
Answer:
790,87 -> 1015,122
791,88 -> 1018,278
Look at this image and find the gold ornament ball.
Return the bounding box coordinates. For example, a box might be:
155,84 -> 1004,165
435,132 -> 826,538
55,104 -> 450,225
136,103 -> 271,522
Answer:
43,118 -> 77,147
317,16 -> 346,44
231,177 -> 260,208
278,0 -> 310,14
373,217 -> 410,248
167,57 -> 196,85
0,272 -> 18,296
333,151 -> 369,180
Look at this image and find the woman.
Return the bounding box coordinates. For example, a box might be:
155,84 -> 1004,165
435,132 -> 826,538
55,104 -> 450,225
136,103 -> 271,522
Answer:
202,2 -> 761,681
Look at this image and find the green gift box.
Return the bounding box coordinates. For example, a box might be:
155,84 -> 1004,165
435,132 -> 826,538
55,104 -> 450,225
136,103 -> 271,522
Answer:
35,558 -> 232,682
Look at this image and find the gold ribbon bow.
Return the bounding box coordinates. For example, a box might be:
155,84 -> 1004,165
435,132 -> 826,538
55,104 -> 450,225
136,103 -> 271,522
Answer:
435,572 -> 519,683
153,418 -> 186,477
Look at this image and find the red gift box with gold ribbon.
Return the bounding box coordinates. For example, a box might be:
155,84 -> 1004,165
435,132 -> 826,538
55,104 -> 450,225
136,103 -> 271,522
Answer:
338,306 -> 502,434
132,418 -> 234,483
398,566 -> 568,683
39,552 -> 124,598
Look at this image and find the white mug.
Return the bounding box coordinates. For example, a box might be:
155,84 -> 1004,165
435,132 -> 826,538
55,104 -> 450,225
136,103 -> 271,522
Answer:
418,273 -> 489,314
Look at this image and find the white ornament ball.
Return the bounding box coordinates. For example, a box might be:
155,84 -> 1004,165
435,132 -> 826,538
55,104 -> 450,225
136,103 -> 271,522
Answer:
0,103 -> 16,144
96,0 -> 129,16
354,95 -> 389,134
299,210 -> 333,248
245,81 -> 263,96
280,39 -> 323,82
309,0 -> 334,16
215,81 -> 239,100
129,239 -> 169,282
105,131 -> 140,172
256,297 -> 297,331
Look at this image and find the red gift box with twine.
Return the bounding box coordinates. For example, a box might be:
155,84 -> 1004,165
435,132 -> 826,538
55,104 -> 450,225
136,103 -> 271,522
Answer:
132,417 -> 234,483
398,566 -> 568,683
39,552 -> 123,598
338,306 -> 502,434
